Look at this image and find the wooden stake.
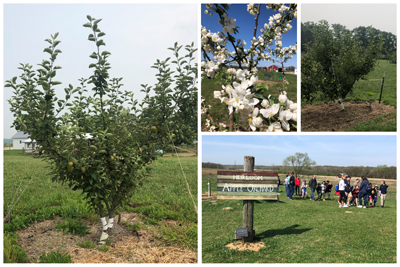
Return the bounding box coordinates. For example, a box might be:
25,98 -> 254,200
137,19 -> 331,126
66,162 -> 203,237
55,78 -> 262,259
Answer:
243,156 -> 255,242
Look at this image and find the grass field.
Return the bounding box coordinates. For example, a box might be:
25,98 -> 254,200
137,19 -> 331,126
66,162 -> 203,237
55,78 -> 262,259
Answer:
202,172 -> 396,263
201,72 -> 297,131
3,150 -> 198,262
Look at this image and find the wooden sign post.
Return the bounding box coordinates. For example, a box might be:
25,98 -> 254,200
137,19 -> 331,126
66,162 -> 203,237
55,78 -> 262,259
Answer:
217,156 -> 279,243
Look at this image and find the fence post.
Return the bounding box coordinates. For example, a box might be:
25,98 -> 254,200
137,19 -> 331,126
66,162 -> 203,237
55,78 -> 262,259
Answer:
379,72 -> 385,103
243,156 -> 255,242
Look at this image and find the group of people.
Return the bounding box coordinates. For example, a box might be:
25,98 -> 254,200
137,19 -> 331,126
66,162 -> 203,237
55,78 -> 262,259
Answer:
281,173 -> 389,208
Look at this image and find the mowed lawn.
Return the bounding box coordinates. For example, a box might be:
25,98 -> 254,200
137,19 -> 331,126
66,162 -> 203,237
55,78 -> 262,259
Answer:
3,150 -> 198,249
202,174 -> 396,263
201,72 -> 297,130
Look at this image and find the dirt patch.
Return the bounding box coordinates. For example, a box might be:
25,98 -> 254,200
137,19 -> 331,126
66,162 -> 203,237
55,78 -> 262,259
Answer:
222,207 -> 233,211
226,241 -> 265,251
344,211 -> 354,214
257,80 -> 280,87
15,212 -> 197,263
301,101 -> 395,131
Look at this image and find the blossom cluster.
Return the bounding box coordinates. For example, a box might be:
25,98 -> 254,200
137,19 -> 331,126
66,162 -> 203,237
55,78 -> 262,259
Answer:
201,3 -> 297,132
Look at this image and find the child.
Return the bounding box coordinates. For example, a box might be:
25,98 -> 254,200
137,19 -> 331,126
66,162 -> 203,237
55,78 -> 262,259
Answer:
368,183 -> 377,207
369,185 -> 378,207
316,183 -> 322,200
351,184 -> 359,206
334,183 -> 340,204
321,181 -> 326,201
301,180 -> 307,198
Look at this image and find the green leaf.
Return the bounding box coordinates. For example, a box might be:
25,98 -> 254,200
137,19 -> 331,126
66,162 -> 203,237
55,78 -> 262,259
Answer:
83,23 -> 91,28
98,32 -> 106,37
89,63 -> 97,68
89,53 -> 98,59
101,51 -> 111,56
93,19 -> 102,25
85,186 -> 92,191
53,40 -> 61,47
87,15 -> 92,21
43,48 -> 53,54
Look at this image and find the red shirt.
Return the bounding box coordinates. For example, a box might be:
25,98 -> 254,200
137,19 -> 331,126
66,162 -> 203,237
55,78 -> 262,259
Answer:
295,178 -> 301,186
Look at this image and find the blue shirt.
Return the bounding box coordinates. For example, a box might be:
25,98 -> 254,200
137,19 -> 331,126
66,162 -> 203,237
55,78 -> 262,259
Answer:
380,184 -> 389,194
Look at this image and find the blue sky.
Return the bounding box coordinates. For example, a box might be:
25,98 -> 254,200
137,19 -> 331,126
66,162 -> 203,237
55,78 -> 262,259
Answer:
3,4 -> 197,138
202,135 -> 396,167
201,4 -> 297,68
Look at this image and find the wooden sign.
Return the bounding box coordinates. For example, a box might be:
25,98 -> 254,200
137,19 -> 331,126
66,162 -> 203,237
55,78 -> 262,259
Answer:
217,171 -> 279,200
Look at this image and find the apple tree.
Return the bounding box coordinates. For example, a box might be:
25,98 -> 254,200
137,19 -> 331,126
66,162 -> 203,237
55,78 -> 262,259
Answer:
301,20 -> 382,109
6,16 -> 196,243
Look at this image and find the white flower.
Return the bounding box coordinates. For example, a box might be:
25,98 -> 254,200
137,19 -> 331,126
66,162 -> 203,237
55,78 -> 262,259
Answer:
260,103 -> 279,118
291,111 -> 297,122
261,99 -> 269,108
279,109 -> 293,121
268,122 -> 283,132
281,120 -> 290,131
249,108 -> 263,131
249,75 -> 258,86
214,91 -> 221,98
278,91 -> 287,103
289,103 -> 297,111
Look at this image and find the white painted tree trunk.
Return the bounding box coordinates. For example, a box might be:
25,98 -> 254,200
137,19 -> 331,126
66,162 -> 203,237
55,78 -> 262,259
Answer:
338,98 -> 344,110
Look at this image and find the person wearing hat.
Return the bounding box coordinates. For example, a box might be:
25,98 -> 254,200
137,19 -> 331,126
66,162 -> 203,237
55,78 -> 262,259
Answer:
379,180 -> 389,207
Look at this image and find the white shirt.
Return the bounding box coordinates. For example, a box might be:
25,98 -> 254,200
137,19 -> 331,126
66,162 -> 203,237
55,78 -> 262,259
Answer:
339,180 -> 346,191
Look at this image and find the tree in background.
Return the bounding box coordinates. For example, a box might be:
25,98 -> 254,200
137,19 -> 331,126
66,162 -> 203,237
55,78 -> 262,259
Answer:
301,20 -> 382,109
282,152 -> 316,176
6,16 -> 197,243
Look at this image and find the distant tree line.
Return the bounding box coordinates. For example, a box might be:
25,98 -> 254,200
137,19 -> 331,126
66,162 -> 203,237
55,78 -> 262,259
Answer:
302,22 -> 396,63
203,162 -> 396,179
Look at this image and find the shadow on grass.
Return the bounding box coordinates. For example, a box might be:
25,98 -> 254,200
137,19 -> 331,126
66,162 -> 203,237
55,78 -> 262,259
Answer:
256,224 -> 312,240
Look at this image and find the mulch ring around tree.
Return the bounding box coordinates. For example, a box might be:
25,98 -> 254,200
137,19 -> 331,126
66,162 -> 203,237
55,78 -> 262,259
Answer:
226,241 -> 265,252
301,101 -> 396,132
15,211 -> 197,263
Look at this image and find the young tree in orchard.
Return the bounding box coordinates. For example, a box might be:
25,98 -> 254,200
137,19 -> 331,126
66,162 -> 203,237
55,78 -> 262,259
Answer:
282,152 -> 316,177
201,4 -> 297,132
301,20 -> 383,110
6,16 -> 197,243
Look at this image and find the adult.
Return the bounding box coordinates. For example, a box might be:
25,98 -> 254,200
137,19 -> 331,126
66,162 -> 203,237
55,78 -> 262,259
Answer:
295,176 -> 301,196
379,180 -> 389,207
309,175 -> 317,201
357,176 -> 369,208
338,174 -> 347,208
288,172 -> 295,200
284,173 -> 290,198
344,176 -> 352,207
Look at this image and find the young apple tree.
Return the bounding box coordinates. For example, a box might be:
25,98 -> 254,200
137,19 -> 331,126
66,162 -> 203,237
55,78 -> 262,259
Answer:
301,20 -> 382,110
6,16 -> 196,243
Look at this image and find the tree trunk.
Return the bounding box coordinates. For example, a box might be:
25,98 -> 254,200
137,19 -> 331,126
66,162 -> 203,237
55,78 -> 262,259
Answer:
243,156 -> 255,242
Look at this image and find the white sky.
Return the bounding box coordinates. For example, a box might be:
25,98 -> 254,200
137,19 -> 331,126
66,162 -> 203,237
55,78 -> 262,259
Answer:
2,4 -> 198,138
302,4 -> 396,34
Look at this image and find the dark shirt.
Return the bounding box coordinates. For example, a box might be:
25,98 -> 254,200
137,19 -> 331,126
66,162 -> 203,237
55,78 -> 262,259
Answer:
369,187 -> 377,197
309,178 -> 317,189
289,175 -> 295,186
359,180 -> 369,194
316,185 -> 321,193
380,184 -> 388,194
344,180 -> 351,192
